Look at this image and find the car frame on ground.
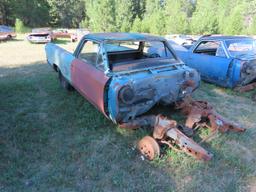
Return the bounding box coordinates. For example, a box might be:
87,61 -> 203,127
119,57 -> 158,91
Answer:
27,28 -> 53,43
169,35 -> 256,88
0,25 -> 16,41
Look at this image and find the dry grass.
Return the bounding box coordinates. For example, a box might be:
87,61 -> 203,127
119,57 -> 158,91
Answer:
0,35 -> 256,192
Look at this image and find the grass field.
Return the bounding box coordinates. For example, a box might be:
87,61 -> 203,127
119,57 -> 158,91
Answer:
1,35 -> 256,192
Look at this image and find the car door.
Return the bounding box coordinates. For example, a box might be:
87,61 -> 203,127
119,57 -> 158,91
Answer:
71,39 -> 110,116
188,40 -> 232,83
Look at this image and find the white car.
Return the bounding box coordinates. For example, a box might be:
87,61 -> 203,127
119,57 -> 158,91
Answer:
27,28 -> 53,43
165,34 -> 195,46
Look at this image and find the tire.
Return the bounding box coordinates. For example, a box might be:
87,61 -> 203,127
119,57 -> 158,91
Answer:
7,35 -> 12,40
58,71 -> 73,91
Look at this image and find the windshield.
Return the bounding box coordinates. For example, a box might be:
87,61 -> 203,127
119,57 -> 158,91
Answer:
105,40 -> 177,72
225,39 -> 256,57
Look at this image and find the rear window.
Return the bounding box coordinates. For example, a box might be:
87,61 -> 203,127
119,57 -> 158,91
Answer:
105,40 -> 177,72
105,41 -> 140,52
225,39 -> 256,57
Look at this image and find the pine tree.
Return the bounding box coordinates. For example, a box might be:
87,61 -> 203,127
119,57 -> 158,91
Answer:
48,0 -> 85,28
115,0 -> 134,32
165,0 -> 193,34
86,0 -> 116,32
190,0 -> 219,34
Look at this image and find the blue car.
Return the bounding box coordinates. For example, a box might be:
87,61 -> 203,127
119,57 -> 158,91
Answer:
168,36 -> 256,88
45,32 -> 200,123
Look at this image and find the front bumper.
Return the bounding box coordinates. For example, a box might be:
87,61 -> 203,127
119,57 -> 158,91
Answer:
27,38 -> 51,43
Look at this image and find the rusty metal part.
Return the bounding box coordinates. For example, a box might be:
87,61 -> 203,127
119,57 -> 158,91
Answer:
121,115 -> 212,161
153,115 -> 177,139
137,136 -> 160,160
177,124 -> 194,137
234,82 -> 256,93
121,97 -> 245,161
181,79 -> 196,89
176,97 -> 246,133
119,115 -> 155,129
154,115 -> 212,161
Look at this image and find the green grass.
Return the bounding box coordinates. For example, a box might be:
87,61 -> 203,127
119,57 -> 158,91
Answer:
1,36 -> 256,191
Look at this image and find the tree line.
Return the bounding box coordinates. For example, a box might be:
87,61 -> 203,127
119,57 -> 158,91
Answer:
1,0 -> 256,35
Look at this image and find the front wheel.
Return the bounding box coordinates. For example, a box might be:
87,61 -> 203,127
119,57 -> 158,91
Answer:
58,71 -> 73,91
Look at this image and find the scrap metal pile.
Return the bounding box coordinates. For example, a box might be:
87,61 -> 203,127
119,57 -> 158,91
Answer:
121,97 -> 246,161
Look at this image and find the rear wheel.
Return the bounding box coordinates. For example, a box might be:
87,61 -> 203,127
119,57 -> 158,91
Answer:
137,136 -> 160,160
58,71 -> 73,91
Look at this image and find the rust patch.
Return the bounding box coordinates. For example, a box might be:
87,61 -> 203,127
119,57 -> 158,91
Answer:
181,80 -> 195,89
234,82 -> 256,93
176,97 -> 246,133
137,136 -> 160,160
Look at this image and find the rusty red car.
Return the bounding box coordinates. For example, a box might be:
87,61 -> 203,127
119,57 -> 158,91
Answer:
52,29 -> 72,39
0,25 -> 16,41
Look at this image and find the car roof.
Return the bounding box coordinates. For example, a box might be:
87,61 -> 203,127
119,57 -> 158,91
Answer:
83,32 -> 165,42
200,35 -> 253,41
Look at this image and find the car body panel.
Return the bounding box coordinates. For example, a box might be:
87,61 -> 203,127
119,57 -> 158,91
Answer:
45,32 -> 200,123
108,65 -> 199,123
187,51 -> 231,82
71,58 -> 110,116
45,43 -> 75,82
